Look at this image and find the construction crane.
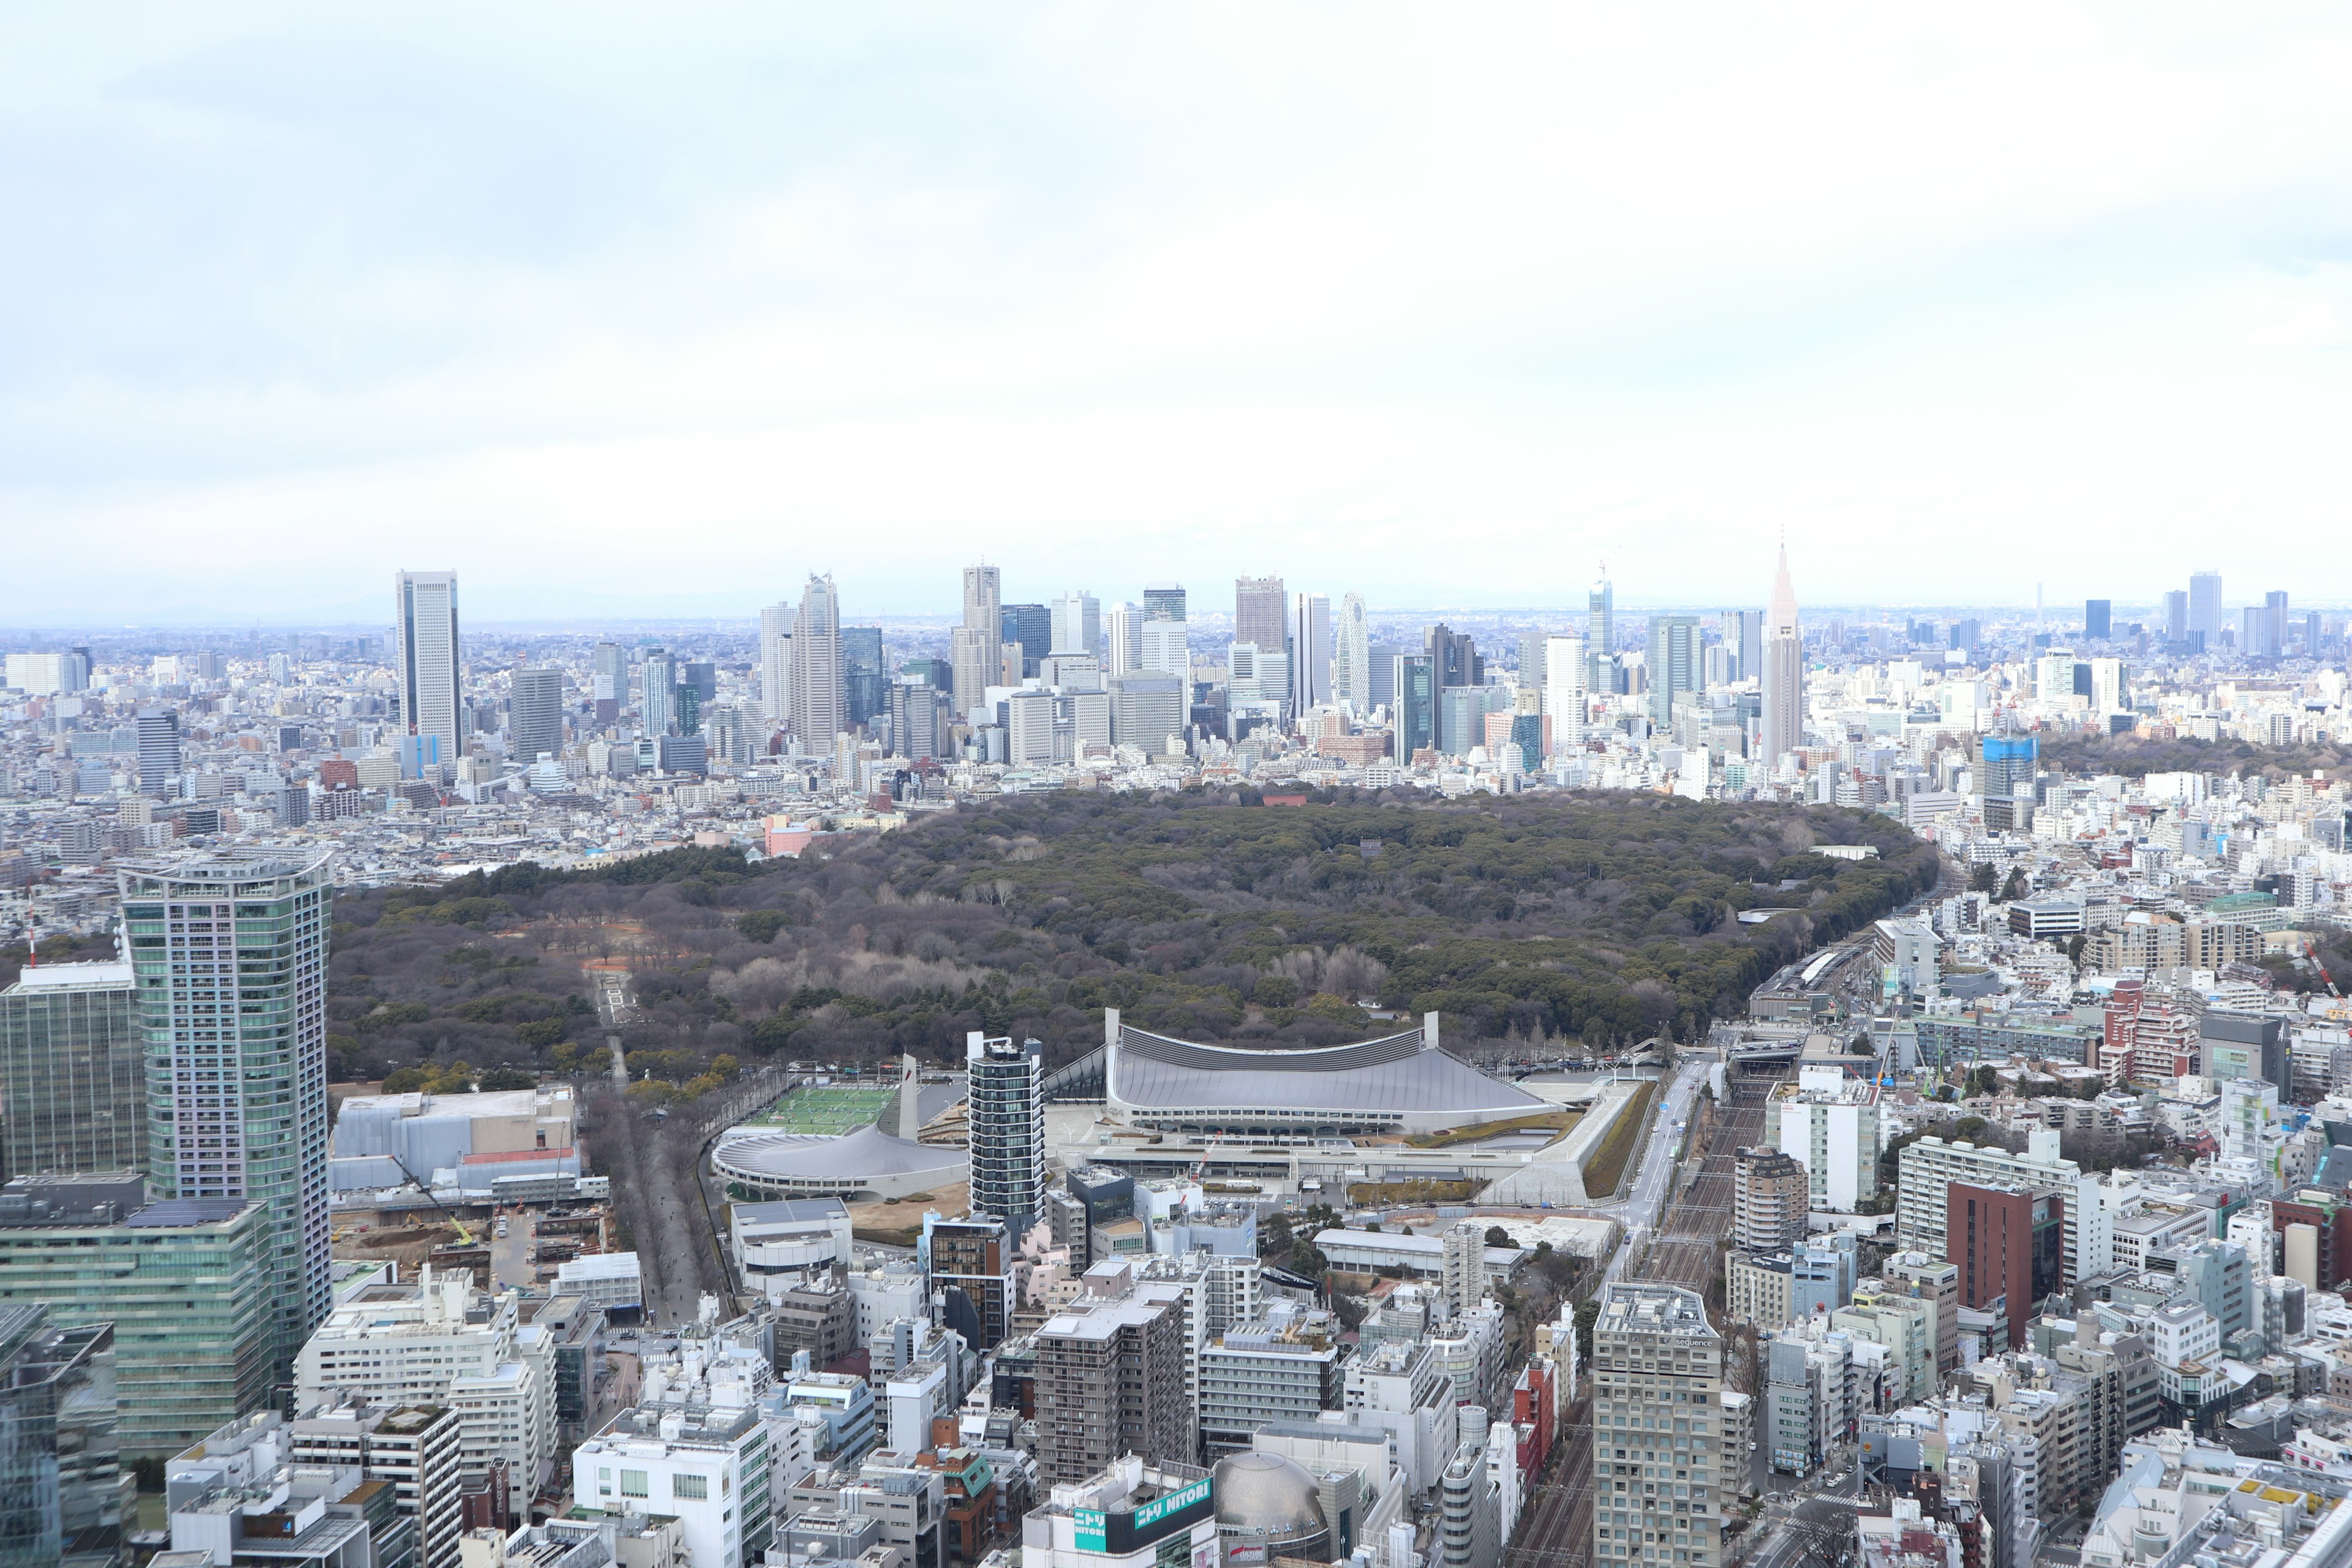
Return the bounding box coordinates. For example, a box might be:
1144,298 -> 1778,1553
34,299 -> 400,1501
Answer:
384,1151 -> 475,1245
2315,954 -> 2345,1002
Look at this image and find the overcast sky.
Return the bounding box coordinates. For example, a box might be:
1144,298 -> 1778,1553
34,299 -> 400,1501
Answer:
7,5 -> 2352,627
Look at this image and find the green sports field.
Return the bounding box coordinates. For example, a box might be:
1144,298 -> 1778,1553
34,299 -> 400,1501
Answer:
741,1084 -> 897,1133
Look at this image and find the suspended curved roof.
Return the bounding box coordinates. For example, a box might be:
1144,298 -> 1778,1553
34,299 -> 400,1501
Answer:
712,1123 -> 966,1185
1104,1024 -> 1544,1123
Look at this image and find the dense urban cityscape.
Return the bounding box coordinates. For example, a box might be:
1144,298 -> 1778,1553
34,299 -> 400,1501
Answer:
10,13 -> 2352,1568
5,556 -> 2352,1568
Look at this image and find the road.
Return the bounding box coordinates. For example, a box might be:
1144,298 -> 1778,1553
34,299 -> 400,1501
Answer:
1744,1447 -> 1864,1568
593,967 -> 634,1086
488,1209 -> 536,1293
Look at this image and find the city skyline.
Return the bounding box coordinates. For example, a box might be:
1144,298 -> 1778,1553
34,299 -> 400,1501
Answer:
10,10 -> 2352,620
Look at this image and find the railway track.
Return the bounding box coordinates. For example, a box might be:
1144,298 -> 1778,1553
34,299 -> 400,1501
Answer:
1643,1064 -> 1790,1292
1508,1061 -> 1796,1568
1504,1396 -> 1593,1568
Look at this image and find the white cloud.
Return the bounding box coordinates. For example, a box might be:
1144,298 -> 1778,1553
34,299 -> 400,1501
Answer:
6,3 -> 2352,622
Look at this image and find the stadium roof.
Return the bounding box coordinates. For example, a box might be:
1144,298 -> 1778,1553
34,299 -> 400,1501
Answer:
713,1123 -> 966,1185
1104,1024 -> 1544,1120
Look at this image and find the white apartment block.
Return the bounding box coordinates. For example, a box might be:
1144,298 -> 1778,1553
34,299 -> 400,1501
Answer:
574,1403 -> 773,1568
294,1265 -> 553,1519
1894,1130 -> 2105,1286
1773,1066 -> 1882,1212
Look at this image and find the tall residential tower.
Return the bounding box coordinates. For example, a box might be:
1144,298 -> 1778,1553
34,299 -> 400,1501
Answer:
1591,1284 -> 1723,1568
121,848 -> 334,1384
759,603 -> 796,726
964,1033 -> 1044,1244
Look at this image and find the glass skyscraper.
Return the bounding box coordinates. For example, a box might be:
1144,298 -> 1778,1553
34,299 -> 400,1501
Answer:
119,849 -> 333,1383
640,647 -> 676,737
840,627 -> 887,729
0,1305 -> 120,1568
0,961 -> 141,1182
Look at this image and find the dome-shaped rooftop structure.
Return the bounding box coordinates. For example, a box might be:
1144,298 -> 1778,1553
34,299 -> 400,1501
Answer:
1213,1453 -> 1329,1560
710,1123 -> 966,1203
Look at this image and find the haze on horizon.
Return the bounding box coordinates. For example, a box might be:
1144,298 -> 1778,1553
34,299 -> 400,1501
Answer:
7,6 -> 2352,626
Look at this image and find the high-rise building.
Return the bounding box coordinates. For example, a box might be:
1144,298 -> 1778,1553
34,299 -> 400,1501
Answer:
1049,591 -> 1102,659
1441,1223 -> 1485,1320
1143,582 -> 1186,622
2163,590 -> 2188,644
135,707 -> 179,798
1001,604 -> 1051,679
592,641 -> 628,727
1542,634 -> 1586,753
394,571 -> 462,773
887,678 -> 950,761
1517,632 -> 1547,690
1646,615 -> 1699,728
1290,592 -> 1332,714
1234,576 -> 1287,656
295,1265 -> 552,1521
841,628 -> 886,729
1588,576 -> 1616,695
1332,594 -> 1371,713
966,1034 -> 1044,1243
1771,1065 -> 1880,1212
1947,1182 -> 2065,1354
1104,603 -> 1144,679
0,1174 -> 272,1458
1141,619 -> 1188,680
1425,624 -> 1481,687
640,647 -> 676,738
924,1214 -> 1015,1352
1731,1147 -> 1809,1254
758,605 -> 796,728
1724,609 -> 1763,684
0,959 -> 142,1182
1392,654 -> 1436,760
508,667 -> 564,765
1590,1284 -> 1722,1568
2188,570 -> 2223,645
287,1401 -> 465,1568
121,848 -> 334,1382
963,565 -> 1002,633
1031,1269 -> 1194,1485
947,568 -> 1000,722
791,575 -> 844,743
1980,733 -> 2038,832
2084,600 -> 2112,641
2264,590 -> 2290,659
0,1305 -> 120,1568
1109,677 -> 1185,755
1760,548 -> 1804,766
1894,1129 -> 2095,1286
